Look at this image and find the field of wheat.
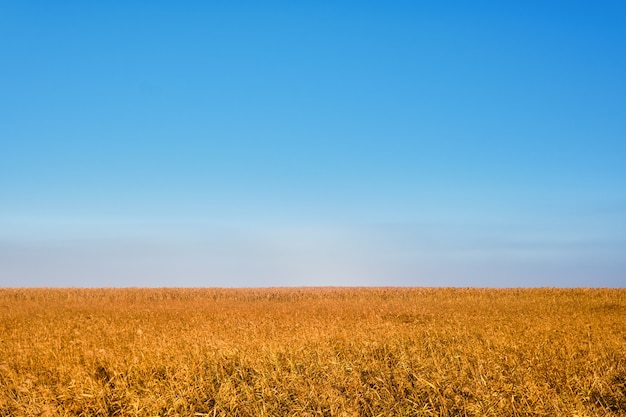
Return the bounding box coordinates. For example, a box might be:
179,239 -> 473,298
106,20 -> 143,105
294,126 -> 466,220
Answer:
0,287 -> 625,416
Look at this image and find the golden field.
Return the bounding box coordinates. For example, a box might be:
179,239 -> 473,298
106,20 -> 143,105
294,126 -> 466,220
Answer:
0,288 -> 625,416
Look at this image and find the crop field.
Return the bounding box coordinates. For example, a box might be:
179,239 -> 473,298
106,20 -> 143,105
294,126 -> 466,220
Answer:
0,288 -> 625,416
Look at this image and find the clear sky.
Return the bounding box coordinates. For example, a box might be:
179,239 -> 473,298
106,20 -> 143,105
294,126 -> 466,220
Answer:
1,1 -> 625,287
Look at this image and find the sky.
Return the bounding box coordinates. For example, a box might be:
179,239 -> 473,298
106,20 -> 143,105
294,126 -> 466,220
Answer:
1,1 -> 625,287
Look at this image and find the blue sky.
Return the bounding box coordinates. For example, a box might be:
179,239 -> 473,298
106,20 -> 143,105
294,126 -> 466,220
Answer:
1,1 -> 625,287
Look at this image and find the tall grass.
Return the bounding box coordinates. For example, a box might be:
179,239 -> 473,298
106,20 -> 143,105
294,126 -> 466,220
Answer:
0,288 -> 625,416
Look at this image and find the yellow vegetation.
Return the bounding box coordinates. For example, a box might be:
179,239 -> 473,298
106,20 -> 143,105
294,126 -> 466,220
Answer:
0,287 -> 625,416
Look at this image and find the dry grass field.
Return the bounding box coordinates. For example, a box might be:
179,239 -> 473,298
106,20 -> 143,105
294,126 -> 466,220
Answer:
0,287 -> 625,416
